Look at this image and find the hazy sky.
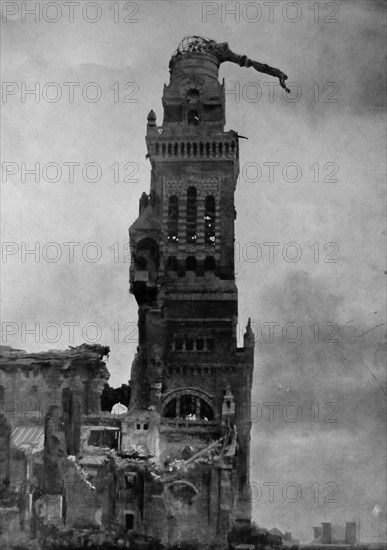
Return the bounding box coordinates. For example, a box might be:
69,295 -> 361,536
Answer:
1,0 -> 386,543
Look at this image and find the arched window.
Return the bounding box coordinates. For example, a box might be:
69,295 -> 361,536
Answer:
167,195 -> 179,242
163,394 -> 214,421
188,110 -> 200,125
185,256 -> 197,272
186,187 -> 197,244
204,195 -> 216,244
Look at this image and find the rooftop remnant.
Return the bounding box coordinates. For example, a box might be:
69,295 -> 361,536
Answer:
170,35 -> 290,92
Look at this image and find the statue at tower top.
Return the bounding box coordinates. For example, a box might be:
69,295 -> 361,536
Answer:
170,35 -> 290,93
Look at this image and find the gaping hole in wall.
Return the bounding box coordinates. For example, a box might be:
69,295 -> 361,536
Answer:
101,383 -> 131,412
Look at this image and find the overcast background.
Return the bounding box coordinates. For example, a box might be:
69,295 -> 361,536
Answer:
1,0 -> 386,543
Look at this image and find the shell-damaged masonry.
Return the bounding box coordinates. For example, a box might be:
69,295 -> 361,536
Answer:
0,37 -> 291,550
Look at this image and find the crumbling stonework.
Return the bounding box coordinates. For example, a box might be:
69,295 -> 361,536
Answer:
125,36 -> 255,548
0,38 -> 292,550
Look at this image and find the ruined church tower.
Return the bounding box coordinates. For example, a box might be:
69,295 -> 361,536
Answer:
126,37 -> 255,547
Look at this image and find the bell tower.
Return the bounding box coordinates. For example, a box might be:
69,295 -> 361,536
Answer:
127,37 -> 255,545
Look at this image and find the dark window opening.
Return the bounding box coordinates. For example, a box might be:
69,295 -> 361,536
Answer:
135,238 -> 160,279
185,256 -> 197,272
206,338 -> 215,351
135,256 -> 147,270
185,338 -> 194,351
175,339 -> 183,351
188,110 -> 200,126
196,338 -> 204,351
163,395 -> 214,421
164,399 -> 177,418
201,400 -> 214,420
204,195 -> 216,245
186,187 -> 197,244
136,423 -> 141,430
155,143 -> 160,155
125,475 -> 135,490
125,513 -> 134,531
180,395 -> 197,417
227,401 -> 231,409
167,195 -> 179,242
143,423 -> 149,430
186,89 -> 200,103
88,429 -> 118,450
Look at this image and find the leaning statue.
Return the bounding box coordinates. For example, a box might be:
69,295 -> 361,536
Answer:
170,36 -> 290,93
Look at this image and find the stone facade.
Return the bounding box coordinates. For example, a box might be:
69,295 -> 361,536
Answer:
126,41 -> 255,548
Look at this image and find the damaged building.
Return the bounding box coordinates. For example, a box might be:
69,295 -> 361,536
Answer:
124,36 -> 256,549
0,37 -> 297,549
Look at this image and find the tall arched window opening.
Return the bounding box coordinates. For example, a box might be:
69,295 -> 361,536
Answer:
167,195 -> 179,242
186,187 -> 197,244
204,195 -> 216,244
